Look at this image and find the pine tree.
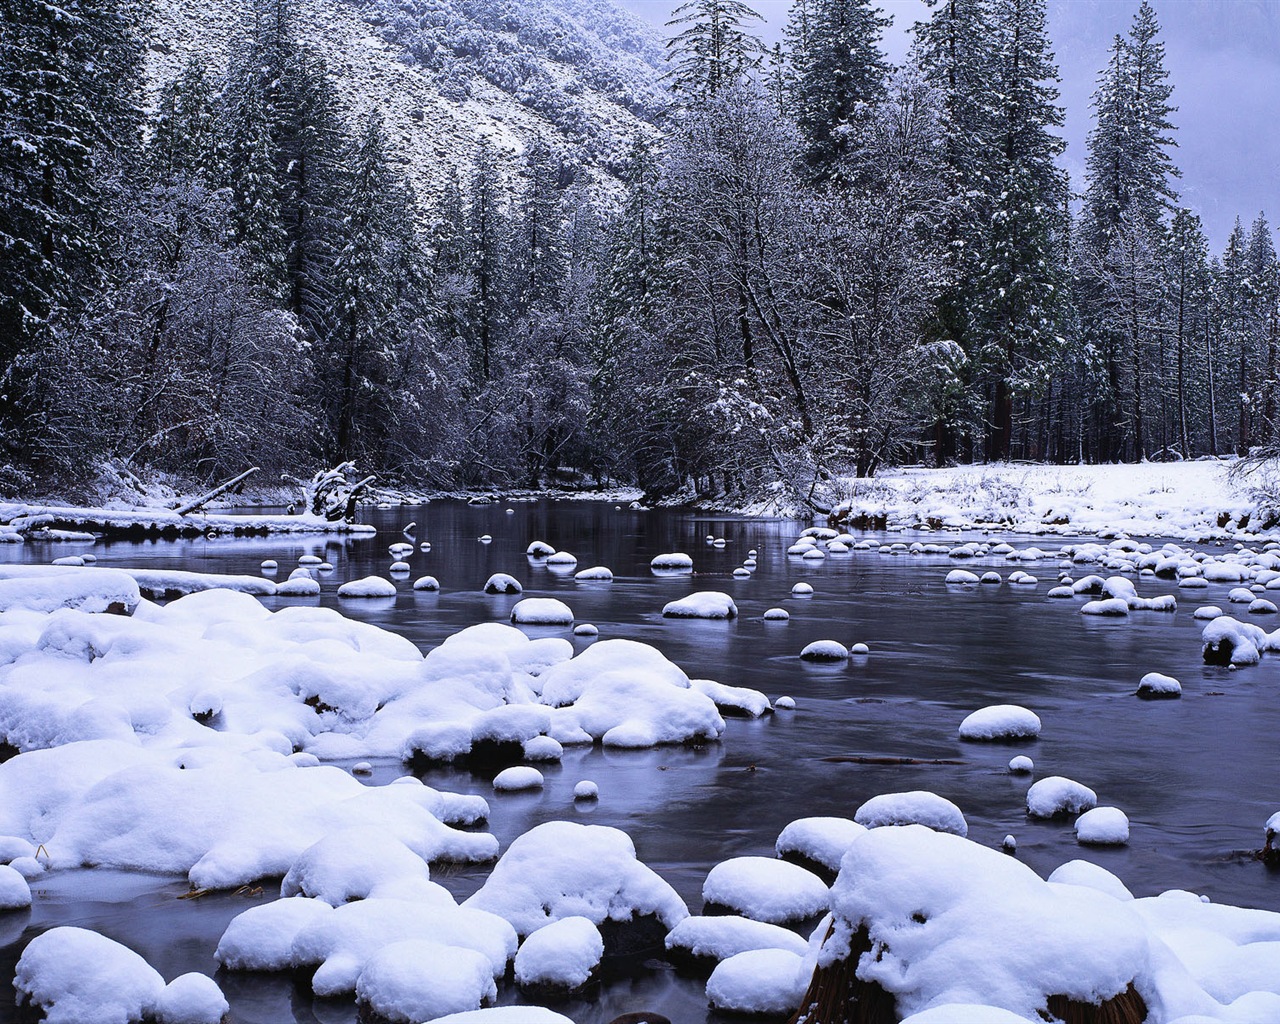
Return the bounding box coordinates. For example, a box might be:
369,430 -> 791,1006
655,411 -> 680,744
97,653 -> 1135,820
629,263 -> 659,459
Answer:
663,0 -> 764,103
791,0 -> 892,181
1243,214 -> 1279,447
1166,208 -> 1211,456
975,0 -> 1069,461
465,138 -> 507,383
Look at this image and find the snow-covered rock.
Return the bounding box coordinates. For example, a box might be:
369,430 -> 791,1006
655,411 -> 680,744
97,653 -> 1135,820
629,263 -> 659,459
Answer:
15,927 -> 165,1024
1026,776 -> 1098,818
337,576 -> 397,598
958,705 -> 1041,741
1137,672 -> 1182,699
483,573 -> 523,594
800,640 -> 850,661
855,791 -> 968,837
510,598 -> 573,625
514,916 -> 603,995
662,591 -> 737,619
1075,807 -> 1130,846
701,856 -> 829,925
706,948 -> 807,1016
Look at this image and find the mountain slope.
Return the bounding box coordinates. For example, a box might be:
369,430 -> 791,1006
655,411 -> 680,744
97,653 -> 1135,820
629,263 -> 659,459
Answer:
146,0 -> 669,200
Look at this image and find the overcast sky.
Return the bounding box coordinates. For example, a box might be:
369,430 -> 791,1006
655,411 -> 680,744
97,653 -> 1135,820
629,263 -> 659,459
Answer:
618,0 -> 1280,251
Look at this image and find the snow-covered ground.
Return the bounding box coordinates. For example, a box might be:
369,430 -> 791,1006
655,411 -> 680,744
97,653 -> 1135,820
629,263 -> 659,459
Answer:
830,460 -> 1274,539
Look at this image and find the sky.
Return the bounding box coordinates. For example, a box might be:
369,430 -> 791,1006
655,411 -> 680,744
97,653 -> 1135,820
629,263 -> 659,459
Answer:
618,0 -> 1280,251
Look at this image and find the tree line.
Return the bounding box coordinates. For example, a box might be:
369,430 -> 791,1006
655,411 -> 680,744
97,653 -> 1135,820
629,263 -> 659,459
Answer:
1,0 -> 1276,503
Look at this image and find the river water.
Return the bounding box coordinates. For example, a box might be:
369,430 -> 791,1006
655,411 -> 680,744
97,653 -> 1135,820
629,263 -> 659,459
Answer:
2,499 -> 1278,1023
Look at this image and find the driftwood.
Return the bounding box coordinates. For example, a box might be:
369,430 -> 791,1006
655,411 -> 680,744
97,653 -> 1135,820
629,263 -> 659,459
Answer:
820,755 -> 965,766
282,463 -> 376,523
175,467 -> 259,516
790,923 -> 1149,1024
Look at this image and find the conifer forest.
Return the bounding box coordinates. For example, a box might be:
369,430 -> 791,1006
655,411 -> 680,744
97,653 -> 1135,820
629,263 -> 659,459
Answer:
2,0 -> 1276,505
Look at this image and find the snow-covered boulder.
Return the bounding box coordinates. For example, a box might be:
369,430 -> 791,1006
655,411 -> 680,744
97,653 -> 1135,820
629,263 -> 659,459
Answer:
650,552 -> 693,572
574,566 -> 614,581
706,948 -> 807,1016
1136,672 -> 1182,699
662,592 -> 737,619
701,856 -> 829,925
945,569 -> 980,585
1026,776 -> 1097,819
1202,615 -> 1266,666
664,915 -> 808,974
775,817 -> 866,880
152,974 -> 228,1024
281,828 -> 431,905
958,705 -> 1041,741
510,598 -> 573,626
1075,807 -> 1130,846
355,940 -> 497,1022
463,822 -> 687,953
855,791 -> 968,837
15,927 -> 165,1024
800,640 -> 850,661
482,573 -> 523,594
514,916 -> 603,997
337,576 -> 396,598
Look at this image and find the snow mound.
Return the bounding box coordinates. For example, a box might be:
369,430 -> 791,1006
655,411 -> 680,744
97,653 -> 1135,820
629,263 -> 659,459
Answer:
574,566 -> 614,581
510,598 -> 574,625
763,607 -> 790,620
152,973 -> 228,1024
526,541 -> 555,557
1081,597 -> 1130,616
545,551 -> 577,566
425,1010 -> 573,1023
776,817 -> 867,877
0,862 -> 31,909
900,1006 -> 1038,1024
1026,776 -> 1098,818
1047,859 -> 1134,901
493,766 -> 544,791
281,828 -> 431,905
662,591 -> 738,619
338,576 -> 397,598
800,640 -> 850,661
958,705 -> 1041,741
15,927 -> 165,1024
791,582 -> 814,596
666,914 -> 809,967
355,940 -> 496,1022
945,569 -> 980,584
651,552 -> 694,571
0,567 -> 141,615
855,791 -> 968,837
483,573 -> 523,595
1137,672 -> 1182,699
292,897 -> 517,996
1008,755 -> 1034,774
216,896 -> 335,971
463,821 -> 687,937
414,576 -> 440,591
1202,615 -> 1266,665
706,948 -> 807,1015
1076,807 -> 1130,846
702,856 -> 829,925
822,825 -> 1152,1022
1193,605 -> 1223,619
514,916 -> 603,993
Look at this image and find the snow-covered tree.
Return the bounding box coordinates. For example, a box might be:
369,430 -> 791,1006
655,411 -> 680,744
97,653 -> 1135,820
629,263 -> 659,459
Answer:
663,0 -> 763,102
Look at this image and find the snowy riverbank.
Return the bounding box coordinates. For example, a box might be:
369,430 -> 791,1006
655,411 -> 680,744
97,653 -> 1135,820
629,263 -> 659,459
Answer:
827,460 -> 1279,540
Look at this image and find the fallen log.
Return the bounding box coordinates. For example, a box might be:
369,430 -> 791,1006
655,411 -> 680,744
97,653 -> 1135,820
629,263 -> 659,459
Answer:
175,467 -> 259,516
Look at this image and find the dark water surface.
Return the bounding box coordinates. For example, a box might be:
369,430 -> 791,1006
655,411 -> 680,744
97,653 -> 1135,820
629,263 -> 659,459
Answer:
2,499 -> 1278,1023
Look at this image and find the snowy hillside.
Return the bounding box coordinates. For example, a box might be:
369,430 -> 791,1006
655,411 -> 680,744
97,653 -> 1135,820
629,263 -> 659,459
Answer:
146,0 -> 668,200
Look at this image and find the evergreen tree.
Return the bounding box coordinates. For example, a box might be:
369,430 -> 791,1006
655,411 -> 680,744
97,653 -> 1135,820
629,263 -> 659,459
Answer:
790,0 -> 892,181
663,0 -> 763,102
975,0 -> 1069,461
465,138 -> 507,384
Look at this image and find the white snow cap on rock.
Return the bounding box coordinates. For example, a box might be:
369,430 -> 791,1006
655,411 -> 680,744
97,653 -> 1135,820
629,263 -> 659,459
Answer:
800,640 -> 850,661
855,791 -> 968,837
651,552 -> 693,571
958,705 -> 1041,741
665,914 -> 809,964
702,856 -> 829,925
513,916 -> 603,991
483,573 -> 522,594
15,927 -> 165,1024
463,821 -> 687,936
1075,806 -> 1130,845
706,948 -> 807,1015
355,939 -> 496,1022
493,766 -> 544,792
510,598 -> 573,625
1026,776 -> 1098,818
662,591 -> 738,619
338,576 -> 397,598
153,973 -> 229,1024
423,1009 -> 574,1023
776,817 -> 867,875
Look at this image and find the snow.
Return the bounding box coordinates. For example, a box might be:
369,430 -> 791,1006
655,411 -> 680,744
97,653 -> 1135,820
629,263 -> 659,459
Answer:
701,856 -> 829,925
1047,860 -> 1134,901
945,569 -> 981,584
763,607 -> 790,620
152,973 -> 228,1024
1195,605 -> 1225,619
958,705 -> 1041,741
822,825 -> 1151,1021
1076,806 -> 1130,845
0,863 -> 31,909
650,552 -> 694,570
791,582 -> 814,595
573,780 -> 598,800
463,821 -> 688,936
513,916 -> 603,991
493,766 -> 544,791
900,1007 -> 1038,1024
545,551 -> 577,566
665,914 -> 809,963
483,573 -> 523,594
1026,776 -> 1098,818
216,896 -> 335,971
0,566 -> 140,614
572,623 -> 598,636
0,501 -> 376,537
15,927 -> 165,1024
690,678 -> 771,717
337,575 -> 397,598
855,791 -> 968,837
510,598 -> 574,625
573,565 -> 614,580
775,817 -> 867,875
662,591 -> 737,619
292,897 -> 517,996
1202,616 -> 1266,665
1137,672 -> 1183,698
280,828 -> 432,904
706,948 -> 807,1015
526,541 -> 555,557
1008,755 -> 1034,774
850,642 -> 870,655
800,640 -> 850,661
414,575 -> 441,590
355,941 -> 496,1022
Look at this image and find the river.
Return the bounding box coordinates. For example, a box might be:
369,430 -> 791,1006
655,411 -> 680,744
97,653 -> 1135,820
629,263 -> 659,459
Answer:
1,499 -> 1277,1023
